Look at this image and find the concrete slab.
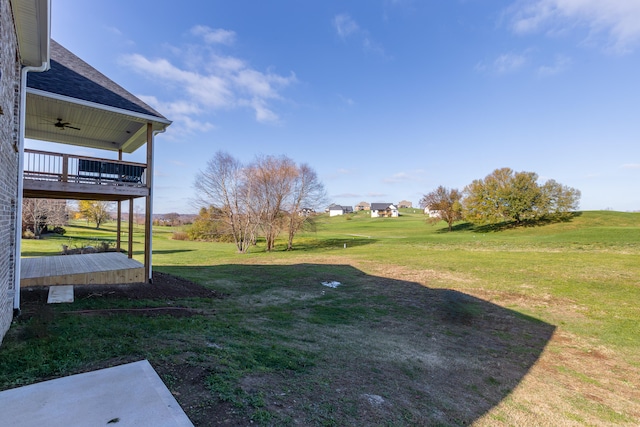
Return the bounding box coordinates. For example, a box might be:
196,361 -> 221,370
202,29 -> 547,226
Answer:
47,285 -> 74,303
0,360 -> 193,427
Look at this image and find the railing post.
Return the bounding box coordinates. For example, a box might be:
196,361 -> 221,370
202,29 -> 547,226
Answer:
62,154 -> 69,182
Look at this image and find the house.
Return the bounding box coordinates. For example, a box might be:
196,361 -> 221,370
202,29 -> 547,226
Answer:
299,207 -> 315,216
328,204 -> 353,216
1,0 -> 51,343
355,201 -> 370,211
424,206 -> 442,218
398,200 -> 413,209
1,0 -> 171,343
370,203 -> 399,218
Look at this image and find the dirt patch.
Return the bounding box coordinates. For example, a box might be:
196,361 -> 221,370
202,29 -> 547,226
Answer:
154,360 -> 249,426
62,307 -> 201,318
20,272 -> 223,304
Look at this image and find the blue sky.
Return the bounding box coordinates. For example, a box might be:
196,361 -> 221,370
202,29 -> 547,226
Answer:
30,0 -> 640,213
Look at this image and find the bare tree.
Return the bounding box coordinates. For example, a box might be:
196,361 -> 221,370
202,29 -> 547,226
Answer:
284,163 -> 326,250
250,155 -> 297,252
22,199 -> 68,236
195,152 -> 327,252
194,151 -> 258,253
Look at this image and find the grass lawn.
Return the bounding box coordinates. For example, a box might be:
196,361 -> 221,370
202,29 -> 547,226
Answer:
4,210 -> 640,425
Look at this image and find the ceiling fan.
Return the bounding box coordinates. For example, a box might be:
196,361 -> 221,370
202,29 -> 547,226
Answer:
54,118 -> 81,131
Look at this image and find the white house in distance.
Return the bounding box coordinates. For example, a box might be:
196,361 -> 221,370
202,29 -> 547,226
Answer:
370,203 -> 399,218
424,206 -> 442,218
328,204 -> 353,216
397,200 -> 413,209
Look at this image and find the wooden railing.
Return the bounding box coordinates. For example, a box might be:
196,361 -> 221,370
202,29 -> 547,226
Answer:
24,149 -> 147,187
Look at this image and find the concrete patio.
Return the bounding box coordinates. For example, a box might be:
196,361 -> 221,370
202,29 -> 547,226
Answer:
0,360 -> 193,426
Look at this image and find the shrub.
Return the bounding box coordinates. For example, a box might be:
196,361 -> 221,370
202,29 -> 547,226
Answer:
53,226 -> 66,235
96,241 -> 112,252
22,230 -> 36,239
172,231 -> 189,240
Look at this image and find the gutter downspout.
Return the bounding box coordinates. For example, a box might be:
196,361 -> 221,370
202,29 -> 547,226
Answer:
147,128 -> 167,282
14,60 -> 51,316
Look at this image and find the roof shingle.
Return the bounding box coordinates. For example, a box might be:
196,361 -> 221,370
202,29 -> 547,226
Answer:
27,40 -> 166,120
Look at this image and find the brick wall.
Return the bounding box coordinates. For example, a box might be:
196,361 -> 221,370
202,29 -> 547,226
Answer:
0,0 -> 22,343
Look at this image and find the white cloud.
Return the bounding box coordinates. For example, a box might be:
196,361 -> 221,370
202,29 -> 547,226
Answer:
333,14 -> 360,39
476,52 -> 528,74
137,95 -> 215,138
506,0 -> 640,53
621,163 -> 640,169
104,26 -> 123,36
120,28 -> 296,125
537,54 -> 572,76
191,25 -> 236,45
332,14 -> 387,56
494,53 -> 527,73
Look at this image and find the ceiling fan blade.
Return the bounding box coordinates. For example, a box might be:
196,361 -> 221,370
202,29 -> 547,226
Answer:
66,125 -> 81,130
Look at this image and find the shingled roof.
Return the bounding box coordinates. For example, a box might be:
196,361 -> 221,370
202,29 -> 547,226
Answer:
27,40 -> 166,120
371,203 -> 396,211
24,40 -> 170,153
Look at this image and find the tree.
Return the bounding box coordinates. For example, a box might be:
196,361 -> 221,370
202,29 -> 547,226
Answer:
540,179 -> 581,220
194,151 -> 258,253
419,186 -> 463,231
194,151 -> 326,252
187,206 -> 234,242
78,200 -> 112,229
284,163 -> 326,250
22,199 -> 68,236
462,168 -> 580,225
249,155 -> 297,252
163,212 -> 181,226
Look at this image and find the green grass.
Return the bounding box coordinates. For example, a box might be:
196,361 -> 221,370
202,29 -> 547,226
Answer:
20,213 -> 640,355
8,210 -> 640,425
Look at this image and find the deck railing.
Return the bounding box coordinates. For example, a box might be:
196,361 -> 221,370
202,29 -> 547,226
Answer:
23,149 -> 147,187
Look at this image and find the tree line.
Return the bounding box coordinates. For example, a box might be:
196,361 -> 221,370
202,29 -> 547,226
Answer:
192,151 -> 326,252
420,168 -> 581,231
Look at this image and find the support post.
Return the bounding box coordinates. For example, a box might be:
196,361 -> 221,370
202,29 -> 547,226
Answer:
144,123 -> 153,283
128,198 -> 134,258
116,150 -> 122,251
61,154 -> 69,182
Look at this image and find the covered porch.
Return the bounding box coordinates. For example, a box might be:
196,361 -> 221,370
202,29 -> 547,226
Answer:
19,39 -> 171,291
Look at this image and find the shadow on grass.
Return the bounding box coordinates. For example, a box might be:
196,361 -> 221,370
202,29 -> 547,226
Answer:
291,237 -> 378,251
8,263 -> 555,425
440,212 -> 583,233
162,263 -> 553,425
149,249 -> 194,255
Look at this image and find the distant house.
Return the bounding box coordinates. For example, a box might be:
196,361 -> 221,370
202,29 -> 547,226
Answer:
424,206 -> 441,218
328,204 -> 353,216
299,208 -> 315,216
371,203 -> 399,218
355,201 -> 370,211
398,200 -> 413,209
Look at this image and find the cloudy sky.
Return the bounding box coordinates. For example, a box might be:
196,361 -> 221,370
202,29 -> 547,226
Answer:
30,0 -> 640,213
